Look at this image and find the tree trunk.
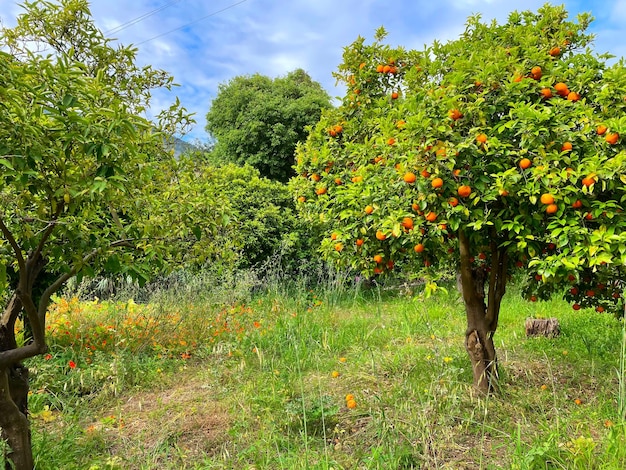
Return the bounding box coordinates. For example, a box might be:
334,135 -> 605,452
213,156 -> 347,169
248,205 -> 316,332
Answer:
0,366 -> 33,470
458,229 -> 508,394
1,296 -> 33,470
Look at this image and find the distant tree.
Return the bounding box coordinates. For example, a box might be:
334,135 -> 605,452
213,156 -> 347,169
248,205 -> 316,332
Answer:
205,69 -> 332,182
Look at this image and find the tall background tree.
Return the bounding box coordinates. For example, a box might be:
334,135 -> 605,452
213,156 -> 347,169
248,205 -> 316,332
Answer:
294,5 -> 626,393
205,69 -> 332,182
0,1 -> 198,468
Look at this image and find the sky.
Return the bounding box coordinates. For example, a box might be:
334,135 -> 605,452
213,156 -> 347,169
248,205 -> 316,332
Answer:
1,0 -> 625,143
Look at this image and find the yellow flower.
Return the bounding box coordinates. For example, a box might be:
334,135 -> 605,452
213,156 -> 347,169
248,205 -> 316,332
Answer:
443,357 -> 453,363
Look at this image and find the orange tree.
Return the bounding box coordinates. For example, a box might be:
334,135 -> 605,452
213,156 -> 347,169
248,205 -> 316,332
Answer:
293,4 -> 626,393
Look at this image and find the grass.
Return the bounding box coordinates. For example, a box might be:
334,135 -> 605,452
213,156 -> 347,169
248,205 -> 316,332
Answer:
10,272 -> 626,469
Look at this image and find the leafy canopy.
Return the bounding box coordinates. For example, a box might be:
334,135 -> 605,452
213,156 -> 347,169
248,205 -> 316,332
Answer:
294,4 -> 626,314
206,69 -> 332,182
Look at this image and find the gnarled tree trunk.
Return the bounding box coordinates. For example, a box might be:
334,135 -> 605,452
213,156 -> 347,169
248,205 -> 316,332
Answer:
458,229 -> 508,394
0,295 -> 33,470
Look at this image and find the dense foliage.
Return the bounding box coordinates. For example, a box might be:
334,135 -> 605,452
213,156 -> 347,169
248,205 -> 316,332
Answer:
206,69 -> 332,182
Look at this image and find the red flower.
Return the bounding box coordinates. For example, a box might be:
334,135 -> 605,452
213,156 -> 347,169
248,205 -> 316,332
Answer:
44,354 -> 52,360
68,360 -> 77,369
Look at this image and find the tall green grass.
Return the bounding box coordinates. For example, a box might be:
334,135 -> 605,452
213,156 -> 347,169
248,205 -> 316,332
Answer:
10,268 -> 626,469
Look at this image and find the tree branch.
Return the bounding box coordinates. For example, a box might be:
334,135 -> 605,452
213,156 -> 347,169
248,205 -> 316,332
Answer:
0,215 -> 25,273
37,238 -> 134,321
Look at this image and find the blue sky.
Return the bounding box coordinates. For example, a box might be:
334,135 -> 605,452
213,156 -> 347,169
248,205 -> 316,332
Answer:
1,1 -> 625,142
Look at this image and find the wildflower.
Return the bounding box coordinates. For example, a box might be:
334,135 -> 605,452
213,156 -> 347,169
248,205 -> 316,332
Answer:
181,352 -> 191,360
562,350 -> 568,356
574,398 -> 582,405
44,354 -> 52,360
345,394 -> 354,402
253,321 -> 261,328
68,360 -> 77,369
339,357 -> 347,363
604,419 -> 613,428
331,371 -> 340,378
443,357 -> 453,363
346,399 -> 357,409
540,384 -> 548,391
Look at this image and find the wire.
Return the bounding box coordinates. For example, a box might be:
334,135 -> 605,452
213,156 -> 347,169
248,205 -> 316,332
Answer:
134,0 -> 248,46
104,0 -> 185,36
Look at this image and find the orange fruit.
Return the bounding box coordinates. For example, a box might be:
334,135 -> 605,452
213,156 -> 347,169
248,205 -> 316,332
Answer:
382,65 -> 391,74
499,189 -> 509,197
530,66 -> 542,80
540,88 -> 553,99
403,172 -> 417,183
549,46 -> 561,56
448,197 -> 459,207
376,230 -> 387,241
421,169 -> 431,178
452,168 -> 461,177
387,137 -> 396,146
561,142 -> 572,151
554,82 -> 569,97
457,185 -> 472,198
376,64 -> 384,73
297,196 -> 306,203
391,91 -> 399,99
356,238 -> 364,247
364,205 -> 374,214
572,199 -> 582,209
540,193 -> 555,205
546,203 -> 558,214
431,177 -> 444,189
519,158 -> 532,170
352,175 -> 363,183
401,217 -> 414,230
373,254 -> 383,264
425,212 -> 437,222
596,125 -> 607,135
513,74 -> 523,83
334,243 -> 343,252
335,178 -> 342,185
331,233 -> 338,240
476,133 -> 487,144
567,91 -> 580,102
414,243 -> 425,253
605,132 -> 619,145
448,109 -> 463,120
311,173 -> 321,182
581,174 -> 596,187
396,120 -> 406,129
315,187 -> 327,195
359,62 -> 366,69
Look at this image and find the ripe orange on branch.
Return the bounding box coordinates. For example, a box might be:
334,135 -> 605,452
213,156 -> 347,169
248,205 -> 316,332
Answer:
581,174 -> 597,187
431,177 -> 444,189
596,125 -> 607,135
448,109 -> 463,121
519,158 -> 532,170
605,132 -> 619,145
403,172 -> 417,183
540,193 -> 555,205
546,204 -> 558,214
554,82 -> 569,97
476,133 -> 487,144
457,185 -> 472,198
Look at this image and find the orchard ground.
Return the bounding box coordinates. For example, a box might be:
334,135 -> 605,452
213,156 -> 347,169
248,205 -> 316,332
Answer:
14,274 -> 626,469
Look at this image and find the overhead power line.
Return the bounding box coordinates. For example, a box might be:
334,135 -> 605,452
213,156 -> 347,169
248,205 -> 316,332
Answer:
134,0 -> 248,46
104,0 -> 185,36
